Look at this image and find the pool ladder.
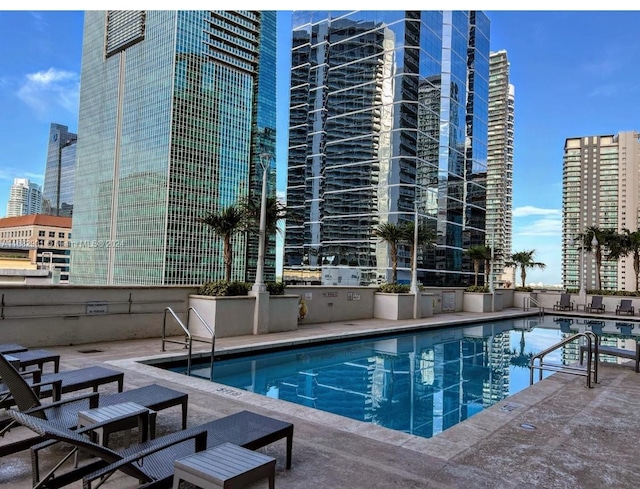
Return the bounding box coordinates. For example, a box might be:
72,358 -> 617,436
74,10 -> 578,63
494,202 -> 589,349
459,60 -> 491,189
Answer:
523,296 -> 545,317
161,306 -> 215,380
529,331 -> 598,388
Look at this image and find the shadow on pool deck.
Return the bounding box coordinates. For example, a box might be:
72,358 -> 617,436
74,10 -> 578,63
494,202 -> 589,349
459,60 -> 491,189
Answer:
2,308 -> 640,488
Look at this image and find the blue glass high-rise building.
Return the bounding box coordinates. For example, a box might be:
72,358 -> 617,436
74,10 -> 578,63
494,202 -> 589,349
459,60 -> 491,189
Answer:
283,11 -> 490,287
71,11 -> 277,285
42,123 -> 77,217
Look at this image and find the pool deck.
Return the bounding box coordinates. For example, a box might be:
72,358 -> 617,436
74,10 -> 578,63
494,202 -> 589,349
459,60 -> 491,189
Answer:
3,307 -> 640,488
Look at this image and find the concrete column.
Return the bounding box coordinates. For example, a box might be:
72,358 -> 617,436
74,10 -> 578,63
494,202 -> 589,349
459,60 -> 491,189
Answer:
250,290 -> 270,335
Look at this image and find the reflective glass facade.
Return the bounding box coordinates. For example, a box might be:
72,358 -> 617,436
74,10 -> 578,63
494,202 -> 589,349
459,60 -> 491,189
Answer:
72,11 -> 276,285
283,11 -> 489,286
43,123 -> 77,217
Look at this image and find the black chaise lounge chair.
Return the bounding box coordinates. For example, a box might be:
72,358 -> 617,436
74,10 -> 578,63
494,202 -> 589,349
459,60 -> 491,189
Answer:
7,408 -> 293,489
616,299 -> 635,316
553,293 -> 574,311
3,348 -> 60,373
0,353 -> 188,458
586,296 -> 605,313
0,359 -> 124,410
0,343 -> 28,354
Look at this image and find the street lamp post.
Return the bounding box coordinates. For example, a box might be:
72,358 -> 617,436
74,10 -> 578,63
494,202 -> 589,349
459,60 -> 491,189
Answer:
591,235 -> 598,290
252,153 -> 270,293
489,230 -> 495,312
569,236 -> 586,306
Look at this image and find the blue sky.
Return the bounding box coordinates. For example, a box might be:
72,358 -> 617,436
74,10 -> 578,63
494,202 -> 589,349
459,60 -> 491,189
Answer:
1,10 -> 639,286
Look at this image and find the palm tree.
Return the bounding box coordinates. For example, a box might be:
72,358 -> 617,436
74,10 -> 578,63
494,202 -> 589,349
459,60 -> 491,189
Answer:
582,226 -> 616,290
609,228 -> 640,292
465,245 -> 488,287
506,250 -> 546,288
374,222 -> 405,284
401,222 -> 436,285
197,205 -> 245,281
241,195 -> 287,237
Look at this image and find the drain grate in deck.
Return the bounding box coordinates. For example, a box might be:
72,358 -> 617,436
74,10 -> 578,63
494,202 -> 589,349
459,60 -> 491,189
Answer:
77,349 -> 103,354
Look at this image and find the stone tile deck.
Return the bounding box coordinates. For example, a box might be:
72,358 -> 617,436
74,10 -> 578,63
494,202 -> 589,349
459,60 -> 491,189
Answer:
2,308 -> 640,488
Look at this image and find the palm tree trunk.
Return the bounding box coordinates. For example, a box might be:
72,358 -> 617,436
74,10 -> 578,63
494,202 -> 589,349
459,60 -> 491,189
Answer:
520,267 -> 526,288
390,243 -> 398,283
635,252 -> 640,293
474,262 -> 479,286
223,237 -> 232,281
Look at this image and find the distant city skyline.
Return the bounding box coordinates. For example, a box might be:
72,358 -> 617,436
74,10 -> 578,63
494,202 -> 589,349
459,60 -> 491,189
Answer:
2,10 -> 640,285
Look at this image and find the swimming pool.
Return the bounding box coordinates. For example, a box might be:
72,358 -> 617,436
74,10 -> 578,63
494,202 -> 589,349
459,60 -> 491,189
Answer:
164,315 -> 639,439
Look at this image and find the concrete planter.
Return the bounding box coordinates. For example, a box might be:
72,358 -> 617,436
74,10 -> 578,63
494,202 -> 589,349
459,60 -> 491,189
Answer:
268,295 -> 300,333
513,291 -> 534,309
373,293 -> 414,320
188,295 -> 255,338
463,292 -> 503,313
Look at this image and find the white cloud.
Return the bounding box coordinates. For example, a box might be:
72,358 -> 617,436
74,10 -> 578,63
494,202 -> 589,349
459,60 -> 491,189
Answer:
17,68 -> 80,119
515,217 -> 562,237
512,206 -> 560,218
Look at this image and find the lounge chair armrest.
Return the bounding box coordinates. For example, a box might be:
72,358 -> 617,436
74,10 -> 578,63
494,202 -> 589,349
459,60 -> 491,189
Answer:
25,391 -> 99,415
82,428 -> 208,488
19,368 -> 42,382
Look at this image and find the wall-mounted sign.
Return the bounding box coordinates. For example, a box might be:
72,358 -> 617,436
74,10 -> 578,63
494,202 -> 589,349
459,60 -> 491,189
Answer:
86,302 -> 108,315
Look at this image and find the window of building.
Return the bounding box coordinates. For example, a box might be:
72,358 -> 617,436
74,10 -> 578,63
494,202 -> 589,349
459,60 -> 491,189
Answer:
39,230 -> 45,237
58,232 -> 65,238
48,240 -> 55,246
49,231 -> 55,237
38,239 -> 44,246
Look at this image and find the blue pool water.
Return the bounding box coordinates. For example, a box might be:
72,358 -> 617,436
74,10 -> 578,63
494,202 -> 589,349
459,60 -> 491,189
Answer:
166,315 -> 639,439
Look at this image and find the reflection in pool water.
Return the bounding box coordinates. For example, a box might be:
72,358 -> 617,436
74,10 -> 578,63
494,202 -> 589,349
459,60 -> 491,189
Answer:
167,315 -> 638,439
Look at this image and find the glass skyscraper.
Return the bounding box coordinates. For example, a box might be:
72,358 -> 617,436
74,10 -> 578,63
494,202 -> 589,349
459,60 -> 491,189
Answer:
71,11 -> 277,285
283,11 -> 490,287
42,123 -> 77,217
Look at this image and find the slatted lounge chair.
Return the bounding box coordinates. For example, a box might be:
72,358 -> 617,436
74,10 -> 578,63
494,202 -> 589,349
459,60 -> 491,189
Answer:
0,360 -> 124,410
3,348 -> 60,373
585,296 -> 605,313
0,343 -> 28,354
0,353 -> 188,458
616,299 -> 635,316
553,293 -> 574,311
7,409 -> 293,489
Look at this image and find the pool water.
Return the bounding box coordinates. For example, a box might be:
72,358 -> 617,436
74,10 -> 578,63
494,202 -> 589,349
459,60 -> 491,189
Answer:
167,315 -> 639,439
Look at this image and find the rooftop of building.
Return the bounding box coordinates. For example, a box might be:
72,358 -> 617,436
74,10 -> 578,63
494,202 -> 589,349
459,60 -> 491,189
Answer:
0,214 -> 72,228
2,308 -> 640,488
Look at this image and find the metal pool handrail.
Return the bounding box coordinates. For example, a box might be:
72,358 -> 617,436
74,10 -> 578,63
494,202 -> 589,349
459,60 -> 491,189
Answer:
523,296 -> 545,317
187,307 -> 215,381
529,331 -> 598,388
161,307 -> 215,378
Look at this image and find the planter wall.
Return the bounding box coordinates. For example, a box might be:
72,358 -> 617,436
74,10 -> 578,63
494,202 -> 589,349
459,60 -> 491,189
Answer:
188,295 -> 255,338
373,293 -> 414,320
285,286 -> 375,324
463,292 -> 503,313
268,295 -> 300,333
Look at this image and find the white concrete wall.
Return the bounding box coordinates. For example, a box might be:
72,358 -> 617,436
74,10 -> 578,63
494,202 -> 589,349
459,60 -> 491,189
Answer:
0,285 -> 197,347
286,286 -> 376,324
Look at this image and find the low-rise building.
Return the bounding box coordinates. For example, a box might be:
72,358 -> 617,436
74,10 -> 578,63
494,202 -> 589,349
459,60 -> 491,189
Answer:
0,215 -> 72,283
